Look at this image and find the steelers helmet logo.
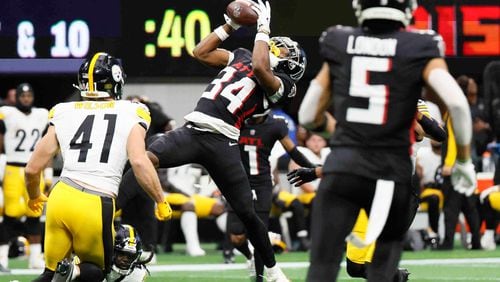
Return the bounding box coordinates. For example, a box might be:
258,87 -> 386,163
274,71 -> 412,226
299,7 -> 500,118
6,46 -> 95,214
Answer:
112,65 -> 123,82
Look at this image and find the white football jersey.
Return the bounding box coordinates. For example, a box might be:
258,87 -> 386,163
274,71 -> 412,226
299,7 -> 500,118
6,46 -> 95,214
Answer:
0,106 -> 49,163
105,266 -> 148,282
49,100 -> 150,197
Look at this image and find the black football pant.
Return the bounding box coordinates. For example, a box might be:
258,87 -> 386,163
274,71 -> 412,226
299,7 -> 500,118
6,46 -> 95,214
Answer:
144,125 -> 277,267
307,173 -> 413,282
440,177 -> 481,249
116,178 -> 157,250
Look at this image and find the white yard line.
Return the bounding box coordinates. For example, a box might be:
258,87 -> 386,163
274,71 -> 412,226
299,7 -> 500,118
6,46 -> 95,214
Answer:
5,257 -> 500,275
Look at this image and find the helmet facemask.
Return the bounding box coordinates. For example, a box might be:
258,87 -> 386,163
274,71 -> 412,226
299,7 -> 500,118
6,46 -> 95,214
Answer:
269,37 -> 306,82
112,225 -> 142,275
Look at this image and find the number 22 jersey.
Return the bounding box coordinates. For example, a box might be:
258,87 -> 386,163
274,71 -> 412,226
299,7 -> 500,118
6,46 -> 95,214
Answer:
49,100 -> 150,197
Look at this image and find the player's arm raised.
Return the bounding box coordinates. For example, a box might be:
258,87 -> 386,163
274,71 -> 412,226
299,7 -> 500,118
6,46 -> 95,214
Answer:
25,126 -> 60,212
251,0 -> 282,94
192,9 -> 241,67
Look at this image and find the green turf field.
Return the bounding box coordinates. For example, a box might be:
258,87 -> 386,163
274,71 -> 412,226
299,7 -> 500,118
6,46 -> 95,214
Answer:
2,243 -> 499,281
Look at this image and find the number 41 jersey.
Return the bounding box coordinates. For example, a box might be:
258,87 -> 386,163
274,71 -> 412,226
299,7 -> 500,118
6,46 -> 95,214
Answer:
49,100 -> 151,197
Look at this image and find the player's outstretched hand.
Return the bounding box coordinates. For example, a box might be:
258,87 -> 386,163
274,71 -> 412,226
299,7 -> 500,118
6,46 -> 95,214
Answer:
252,0 -> 271,34
155,200 -> 173,221
28,194 -> 48,213
287,167 -> 318,187
452,159 -> 477,196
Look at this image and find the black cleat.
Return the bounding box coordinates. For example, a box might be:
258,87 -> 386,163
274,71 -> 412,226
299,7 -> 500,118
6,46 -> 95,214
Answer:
394,268 -> 410,282
223,249 -> 235,264
51,258 -> 74,282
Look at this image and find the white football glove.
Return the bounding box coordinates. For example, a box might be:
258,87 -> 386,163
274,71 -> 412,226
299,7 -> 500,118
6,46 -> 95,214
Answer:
224,14 -> 241,31
252,0 -> 271,34
451,159 -> 477,196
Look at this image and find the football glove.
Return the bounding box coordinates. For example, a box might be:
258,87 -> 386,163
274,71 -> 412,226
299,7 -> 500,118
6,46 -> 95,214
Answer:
252,0 -> 271,34
287,167 -> 318,187
155,200 -> 173,221
223,14 -> 241,31
451,159 -> 477,196
28,194 -> 48,213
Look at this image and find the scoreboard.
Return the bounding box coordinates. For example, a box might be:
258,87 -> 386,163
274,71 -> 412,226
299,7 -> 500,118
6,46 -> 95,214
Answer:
0,0 -> 498,78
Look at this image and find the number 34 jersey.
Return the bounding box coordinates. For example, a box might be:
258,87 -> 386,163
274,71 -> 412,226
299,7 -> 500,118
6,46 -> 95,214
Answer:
49,100 -> 151,197
0,106 -> 49,164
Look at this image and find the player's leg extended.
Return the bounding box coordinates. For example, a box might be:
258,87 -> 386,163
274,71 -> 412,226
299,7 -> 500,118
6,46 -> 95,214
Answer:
203,147 -> 276,268
307,174 -> 360,282
367,181 -> 412,282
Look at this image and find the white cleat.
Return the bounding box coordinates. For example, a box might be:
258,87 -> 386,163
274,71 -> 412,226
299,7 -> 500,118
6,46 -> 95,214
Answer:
481,231 -> 497,251
265,265 -> 290,282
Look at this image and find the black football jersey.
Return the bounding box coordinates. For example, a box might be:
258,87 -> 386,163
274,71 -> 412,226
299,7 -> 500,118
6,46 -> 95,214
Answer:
239,115 -> 288,184
320,26 -> 443,181
193,48 -> 296,129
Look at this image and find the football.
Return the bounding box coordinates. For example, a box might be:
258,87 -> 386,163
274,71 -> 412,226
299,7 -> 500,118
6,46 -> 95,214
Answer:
226,0 -> 258,26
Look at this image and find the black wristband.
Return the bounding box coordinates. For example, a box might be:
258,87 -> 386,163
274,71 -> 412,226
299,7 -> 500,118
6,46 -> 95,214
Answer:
289,147 -> 315,168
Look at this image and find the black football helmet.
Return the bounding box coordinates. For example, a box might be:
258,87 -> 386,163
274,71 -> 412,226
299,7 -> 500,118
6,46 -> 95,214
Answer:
77,52 -> 126,100
269,37 -> 307,82
352,0 -> 417,27
15,82 -> 35,113
112,224 -> 142,275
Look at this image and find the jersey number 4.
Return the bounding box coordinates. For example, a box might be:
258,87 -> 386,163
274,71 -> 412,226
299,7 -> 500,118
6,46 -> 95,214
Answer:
202,67 -> 256,114
346,56 -> 391,125
70,114 -> 117,163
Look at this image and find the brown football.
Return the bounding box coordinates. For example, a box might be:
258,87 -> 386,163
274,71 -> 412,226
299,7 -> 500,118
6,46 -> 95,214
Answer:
226,0 -> 258,26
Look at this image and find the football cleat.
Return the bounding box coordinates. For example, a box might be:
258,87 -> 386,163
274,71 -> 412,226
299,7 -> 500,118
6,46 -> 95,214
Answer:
51,258 -> 74,282
265,265 -> 290,282
394,268 -> 410,282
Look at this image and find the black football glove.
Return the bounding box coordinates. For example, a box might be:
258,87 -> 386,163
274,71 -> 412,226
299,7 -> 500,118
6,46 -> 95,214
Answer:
287,167 -> 318,187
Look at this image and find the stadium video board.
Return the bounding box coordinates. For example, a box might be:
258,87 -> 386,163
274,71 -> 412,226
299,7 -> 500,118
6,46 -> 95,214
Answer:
0,0 -> 498,77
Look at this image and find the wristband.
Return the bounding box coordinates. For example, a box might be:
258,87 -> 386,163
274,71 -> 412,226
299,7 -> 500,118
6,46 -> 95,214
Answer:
255,32 -> 270,43
214,26 -> 229,41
